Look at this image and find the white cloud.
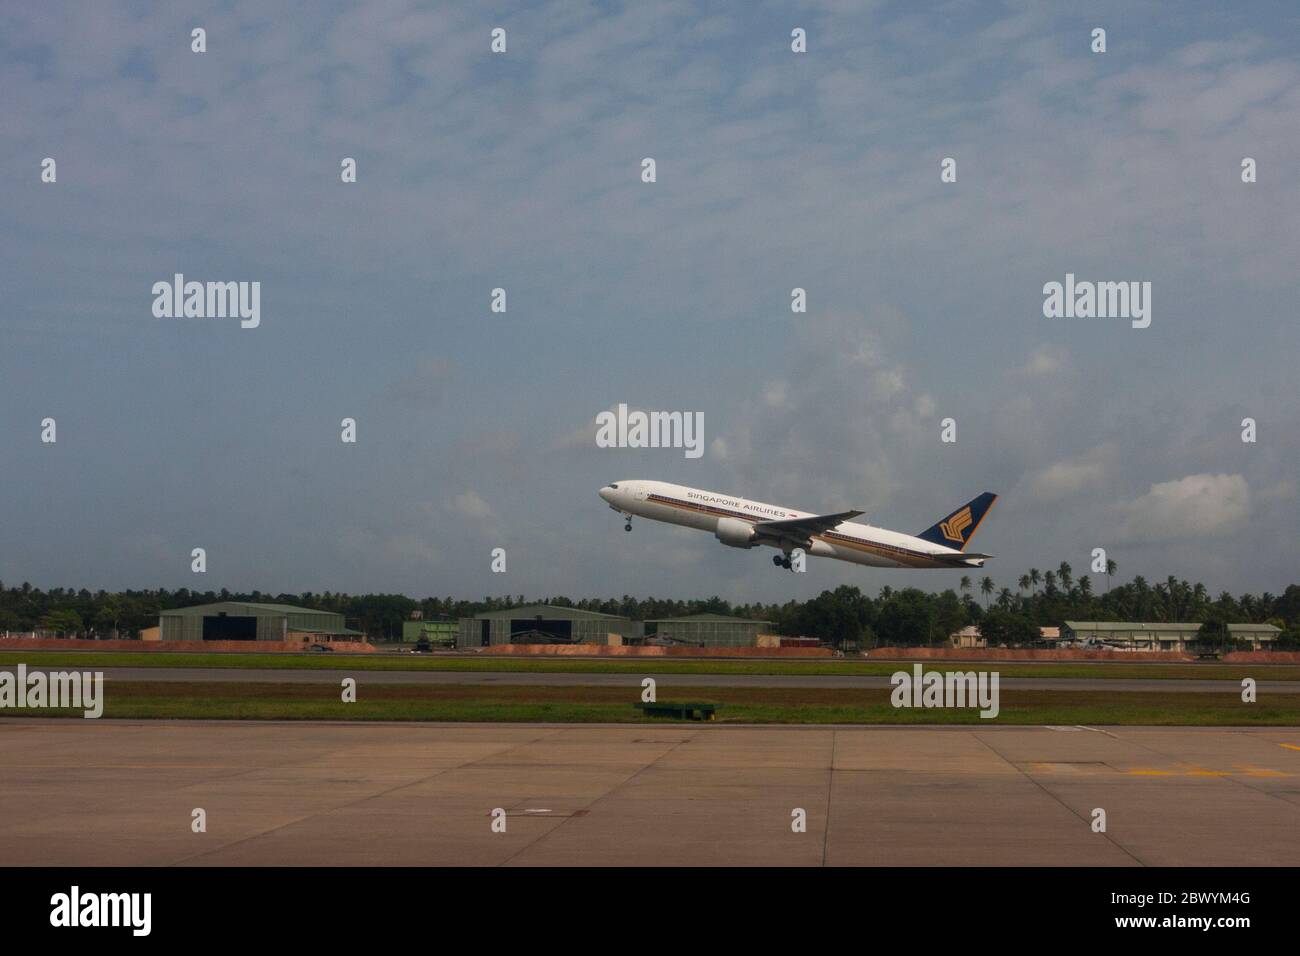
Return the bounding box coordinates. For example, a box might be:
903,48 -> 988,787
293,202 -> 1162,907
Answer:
381,533 -> 443,567
1017,345 -> 1068,378
1026,443 -> 1116,503
451,490 -> 494,521
1114,473 -> 1251,542
715,309 -> 920,510
553,417 -> 602,452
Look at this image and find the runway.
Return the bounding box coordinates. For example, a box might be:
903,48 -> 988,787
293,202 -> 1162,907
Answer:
2,719 -> 1298,866
4,665 -> 1296,693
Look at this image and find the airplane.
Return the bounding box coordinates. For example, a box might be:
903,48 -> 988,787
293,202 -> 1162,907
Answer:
1061,635 -> 1128,650
598,480 -> 997,571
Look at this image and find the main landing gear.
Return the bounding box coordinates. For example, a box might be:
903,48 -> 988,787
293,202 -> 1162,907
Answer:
772,554 -> 794,571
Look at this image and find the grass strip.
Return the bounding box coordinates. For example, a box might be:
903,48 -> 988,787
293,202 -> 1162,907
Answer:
2,651 -> 1296,682
6,680 -> 1298,725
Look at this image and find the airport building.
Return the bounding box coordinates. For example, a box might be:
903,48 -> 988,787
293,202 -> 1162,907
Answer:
158,602 -> 363,642
949,626 -> 985,648
457,604 -> 642,648
949,626 -> 1060,648
1062,621 -> 1203,651
1226,623 -> 1282,649
401,618 -> 458,645
645,613 -> 774,648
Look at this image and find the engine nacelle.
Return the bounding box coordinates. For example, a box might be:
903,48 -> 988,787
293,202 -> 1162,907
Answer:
715,516 -> 759,549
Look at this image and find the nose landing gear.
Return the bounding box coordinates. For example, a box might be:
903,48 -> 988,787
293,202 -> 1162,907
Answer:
623,514 -> 633,532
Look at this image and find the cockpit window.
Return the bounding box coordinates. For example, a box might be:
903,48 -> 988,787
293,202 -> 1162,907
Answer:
609,483 -> 619,489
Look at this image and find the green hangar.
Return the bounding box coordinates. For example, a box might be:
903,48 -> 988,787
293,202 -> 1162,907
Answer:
645,613 -> 773,648
401,618 -> 459,646
158,602 -> 362,642
458,604 -> 642,648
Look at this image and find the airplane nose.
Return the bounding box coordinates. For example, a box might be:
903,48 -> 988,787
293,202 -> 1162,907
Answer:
599,485 -> 613,503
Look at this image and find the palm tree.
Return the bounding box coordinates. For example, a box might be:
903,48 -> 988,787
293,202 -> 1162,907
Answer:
1163,576 -> 1184,620
1133,576 -> 1151,618
1058,562 -> 1073,593
1018,574 -> 1031,595
1154,582 -> 1171,621
980,577 -> 995,608
1191,581 -> 1208,619
960,576 -> 972,600
1029,568 -> 1041,593
1105,558 -> 1117,593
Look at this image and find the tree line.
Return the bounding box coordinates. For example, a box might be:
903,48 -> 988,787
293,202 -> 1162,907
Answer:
2,563 -> 1298,648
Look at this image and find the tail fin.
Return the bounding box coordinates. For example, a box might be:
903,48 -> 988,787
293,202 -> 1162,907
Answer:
916,492 -> 998,551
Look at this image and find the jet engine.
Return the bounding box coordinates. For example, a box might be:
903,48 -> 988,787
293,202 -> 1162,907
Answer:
714,517 -> 758,549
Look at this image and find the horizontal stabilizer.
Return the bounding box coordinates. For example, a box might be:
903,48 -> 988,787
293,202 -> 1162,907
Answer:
931,552 -> 993,565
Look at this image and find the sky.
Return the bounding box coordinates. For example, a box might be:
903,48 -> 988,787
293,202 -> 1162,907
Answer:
2,0 -> 1297,603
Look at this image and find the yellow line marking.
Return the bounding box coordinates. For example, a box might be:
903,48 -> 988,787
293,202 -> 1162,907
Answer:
1280,743 -> 1300,752
1123,767 -> 1291,778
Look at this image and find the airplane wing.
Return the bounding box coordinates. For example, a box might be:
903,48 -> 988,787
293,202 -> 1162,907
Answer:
753,510 -> 863,540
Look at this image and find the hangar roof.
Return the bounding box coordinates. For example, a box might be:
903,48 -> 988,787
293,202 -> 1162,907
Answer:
1064,621 -> 1202,632
161,602 -> 339,617
472,604 -> 631,621
646,613 -> 771,624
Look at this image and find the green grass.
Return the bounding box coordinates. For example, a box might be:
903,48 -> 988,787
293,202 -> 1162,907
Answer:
9,681 -> 1300,725
2,650 -> 1297,682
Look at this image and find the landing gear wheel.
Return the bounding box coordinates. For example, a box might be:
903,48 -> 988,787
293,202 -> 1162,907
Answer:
772,555 -> 783,566
624,521 -> 632,532
781,557 -> 793,570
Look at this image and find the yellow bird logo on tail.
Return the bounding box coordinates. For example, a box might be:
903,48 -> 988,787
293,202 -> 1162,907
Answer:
939,506 -> 973,543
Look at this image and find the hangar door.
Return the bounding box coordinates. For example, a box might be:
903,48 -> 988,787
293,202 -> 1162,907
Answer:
202,613 -> 258,641
510,619 -> 573,643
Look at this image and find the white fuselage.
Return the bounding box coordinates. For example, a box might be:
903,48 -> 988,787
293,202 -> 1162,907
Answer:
599,480 -> 983,570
